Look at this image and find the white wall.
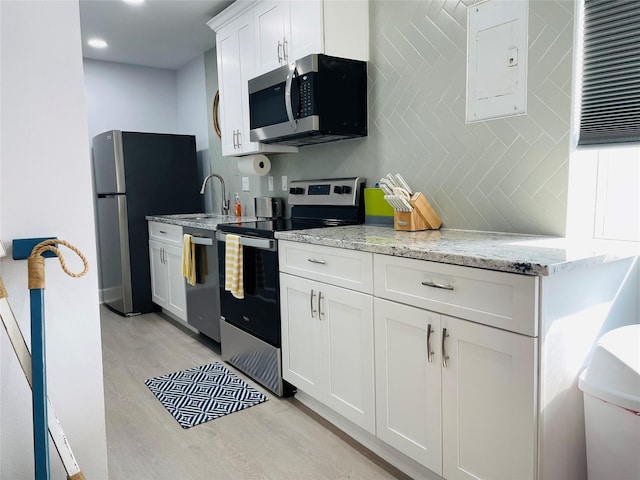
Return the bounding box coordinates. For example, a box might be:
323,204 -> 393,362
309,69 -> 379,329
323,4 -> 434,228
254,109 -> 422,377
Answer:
83,58 -> 179,141
177,54 -> 210,152
0,1 -> 108,478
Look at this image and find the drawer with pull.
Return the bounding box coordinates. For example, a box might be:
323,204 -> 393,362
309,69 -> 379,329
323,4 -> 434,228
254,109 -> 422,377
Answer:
279,240 -> 373,294
374,254 -> 538,336
148,221 -> 183,246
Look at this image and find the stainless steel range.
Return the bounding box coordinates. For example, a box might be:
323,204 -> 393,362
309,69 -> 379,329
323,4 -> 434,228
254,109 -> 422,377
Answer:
216,177 -> 365,396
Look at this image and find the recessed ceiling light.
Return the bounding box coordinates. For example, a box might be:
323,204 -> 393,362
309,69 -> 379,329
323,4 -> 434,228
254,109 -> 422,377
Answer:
122,0 -> 145,4
88,38 -> 108,49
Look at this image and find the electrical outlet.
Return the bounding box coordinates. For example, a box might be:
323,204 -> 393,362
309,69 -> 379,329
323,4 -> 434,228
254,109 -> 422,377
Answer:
282,176 -> 288,192
242,176 -> 250,191
268,176 -> 274,191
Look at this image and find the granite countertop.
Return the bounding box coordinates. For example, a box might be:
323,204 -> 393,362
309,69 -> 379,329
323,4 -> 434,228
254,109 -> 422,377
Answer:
146,213 -> 256,230
275,225 -> 639,276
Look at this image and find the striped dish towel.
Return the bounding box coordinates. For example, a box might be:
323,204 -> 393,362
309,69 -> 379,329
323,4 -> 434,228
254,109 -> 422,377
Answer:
181,234 -> 196,286
224,234 -> 244,299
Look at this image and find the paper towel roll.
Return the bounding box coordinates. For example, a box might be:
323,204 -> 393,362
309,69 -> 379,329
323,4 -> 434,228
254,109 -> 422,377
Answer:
237,154 -> 271,176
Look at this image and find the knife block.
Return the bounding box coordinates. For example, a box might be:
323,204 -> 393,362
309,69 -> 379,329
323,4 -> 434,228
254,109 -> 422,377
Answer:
394,192 -> 442,231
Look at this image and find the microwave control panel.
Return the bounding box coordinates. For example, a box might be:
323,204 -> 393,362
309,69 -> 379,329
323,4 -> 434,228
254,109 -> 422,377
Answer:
298,74 -> 314,118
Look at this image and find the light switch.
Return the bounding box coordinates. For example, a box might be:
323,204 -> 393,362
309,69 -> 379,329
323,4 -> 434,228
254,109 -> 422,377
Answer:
282,176 -> 288,191
508,47 -> 518,67
268,175 -> 274,191
242,176 -> 250,191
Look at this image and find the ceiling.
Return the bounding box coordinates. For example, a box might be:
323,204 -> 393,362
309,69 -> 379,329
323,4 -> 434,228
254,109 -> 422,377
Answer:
79,0 -> 234,70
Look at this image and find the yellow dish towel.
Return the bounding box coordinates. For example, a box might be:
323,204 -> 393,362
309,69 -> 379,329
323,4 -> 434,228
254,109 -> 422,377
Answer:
181,234 -> 196,286
224,234 -> 244,299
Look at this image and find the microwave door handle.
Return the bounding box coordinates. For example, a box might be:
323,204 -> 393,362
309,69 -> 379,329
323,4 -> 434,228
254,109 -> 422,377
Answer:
284,61 -> 297,130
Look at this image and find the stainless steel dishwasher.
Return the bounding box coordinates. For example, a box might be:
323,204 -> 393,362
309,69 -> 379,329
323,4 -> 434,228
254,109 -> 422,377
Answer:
183,226 -> 221,342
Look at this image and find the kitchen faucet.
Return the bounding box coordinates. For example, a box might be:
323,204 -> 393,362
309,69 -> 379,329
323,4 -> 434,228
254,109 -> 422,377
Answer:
199,173 -> 229,215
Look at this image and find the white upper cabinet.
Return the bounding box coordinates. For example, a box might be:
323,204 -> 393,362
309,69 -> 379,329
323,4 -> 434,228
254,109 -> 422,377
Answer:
208,3 -> 298,157
254,0 -> 368,77
254,0 -> 324,76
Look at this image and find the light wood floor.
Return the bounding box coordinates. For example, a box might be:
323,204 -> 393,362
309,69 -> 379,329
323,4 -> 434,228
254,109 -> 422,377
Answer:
101,306 -> 411,480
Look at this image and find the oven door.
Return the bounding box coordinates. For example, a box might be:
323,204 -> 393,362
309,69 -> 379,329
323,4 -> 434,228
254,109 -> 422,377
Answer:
216,232 -> 280,347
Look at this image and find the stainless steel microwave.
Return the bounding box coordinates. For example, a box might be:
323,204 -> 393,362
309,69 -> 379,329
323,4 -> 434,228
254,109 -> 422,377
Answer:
248,54 -> 367,147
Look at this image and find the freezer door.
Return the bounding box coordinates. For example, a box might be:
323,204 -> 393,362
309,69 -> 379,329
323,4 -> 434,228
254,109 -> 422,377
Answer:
92,130 -> 125,194
96,194 -> 133,314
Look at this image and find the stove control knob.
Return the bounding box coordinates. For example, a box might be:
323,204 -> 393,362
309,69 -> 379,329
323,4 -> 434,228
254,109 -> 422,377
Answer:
333,186 -> 343,194
341,185 -> 352,194
289,187 -> 304,195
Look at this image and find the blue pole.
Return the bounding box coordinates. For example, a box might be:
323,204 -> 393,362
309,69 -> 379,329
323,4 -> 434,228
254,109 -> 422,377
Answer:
30,288 -> 50,480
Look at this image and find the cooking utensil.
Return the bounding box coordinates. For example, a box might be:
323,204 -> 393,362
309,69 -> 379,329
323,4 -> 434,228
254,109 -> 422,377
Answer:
395,174 -> 413,195
384,194 -> 413,212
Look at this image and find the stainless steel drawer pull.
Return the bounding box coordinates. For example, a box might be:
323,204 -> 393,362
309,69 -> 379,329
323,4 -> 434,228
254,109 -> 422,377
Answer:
422,280 -> 454,291
307,258 -> 326,265
310,289 -> 316,318
159,230 -> 167,234
426,323 -> 434,363
442,328 -> 450,368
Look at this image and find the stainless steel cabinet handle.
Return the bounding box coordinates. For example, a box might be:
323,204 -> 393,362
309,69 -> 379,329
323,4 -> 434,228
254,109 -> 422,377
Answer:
426,323 -> 434,363
318,291 -> 324,319
310,289 -> 316,318
307,258 -> 326,265
277,40 -> 283,63
422,280 -> 454,291
236,130 -> 241,147
442,328 -> 450,368
283,38 -> 288,62
159,230 -> 167,234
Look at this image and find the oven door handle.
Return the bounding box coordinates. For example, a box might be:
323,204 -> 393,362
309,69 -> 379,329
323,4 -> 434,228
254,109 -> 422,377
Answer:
216,231 -> 276,251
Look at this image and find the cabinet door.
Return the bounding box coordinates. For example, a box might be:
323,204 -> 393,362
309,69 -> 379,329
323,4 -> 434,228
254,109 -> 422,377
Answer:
374,298 -> 443,474
280,274 -> 323,399
254,1 -> 289,75
217,23 -> 243,156
288,0 -> 323,61
441,315 -> 537,480
149,240 -> 168,308
237,13 -> 260,154
321,282 -> 375,434
165,244 -> 187,321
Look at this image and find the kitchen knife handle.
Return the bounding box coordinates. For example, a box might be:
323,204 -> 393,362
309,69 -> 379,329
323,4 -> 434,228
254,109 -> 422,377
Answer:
426,323 -> 434,363
421,280 -> 454,291
310,289 -> 316,318
442,328 -> 450,368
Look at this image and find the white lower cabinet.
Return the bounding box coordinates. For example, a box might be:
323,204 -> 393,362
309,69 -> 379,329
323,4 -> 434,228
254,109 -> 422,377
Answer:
148,222 -> 187,321
375,297 -> 537,480
280,272 -> 375,434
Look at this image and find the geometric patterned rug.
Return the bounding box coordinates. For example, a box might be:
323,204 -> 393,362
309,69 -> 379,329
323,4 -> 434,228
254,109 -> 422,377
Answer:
144,362 -> 268,429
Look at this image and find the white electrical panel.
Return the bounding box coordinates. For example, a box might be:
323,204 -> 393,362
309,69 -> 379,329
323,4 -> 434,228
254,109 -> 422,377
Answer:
466,0 -> 528,123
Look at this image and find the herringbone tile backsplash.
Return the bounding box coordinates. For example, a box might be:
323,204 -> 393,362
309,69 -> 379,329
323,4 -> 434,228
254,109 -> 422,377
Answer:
208,0 -> 574,236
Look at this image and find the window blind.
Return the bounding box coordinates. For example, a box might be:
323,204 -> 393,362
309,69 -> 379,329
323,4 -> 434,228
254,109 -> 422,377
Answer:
579,0 -> 640,146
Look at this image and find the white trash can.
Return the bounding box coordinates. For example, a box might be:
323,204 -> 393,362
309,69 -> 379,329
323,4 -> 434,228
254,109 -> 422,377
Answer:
578,324 -> 640,480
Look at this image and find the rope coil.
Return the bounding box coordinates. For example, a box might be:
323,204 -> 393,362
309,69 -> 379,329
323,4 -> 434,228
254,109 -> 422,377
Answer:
28,240 -> 89,290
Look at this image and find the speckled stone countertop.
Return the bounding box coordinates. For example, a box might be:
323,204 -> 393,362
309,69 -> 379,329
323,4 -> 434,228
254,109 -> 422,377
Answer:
275,225 -> 639,276
146,213 -> 256,230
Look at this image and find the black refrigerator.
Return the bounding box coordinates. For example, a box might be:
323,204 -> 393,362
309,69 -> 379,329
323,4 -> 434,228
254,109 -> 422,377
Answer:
92,130 -> 202,316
